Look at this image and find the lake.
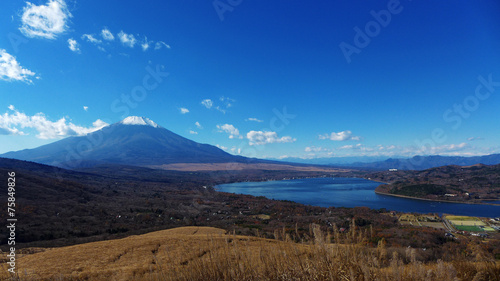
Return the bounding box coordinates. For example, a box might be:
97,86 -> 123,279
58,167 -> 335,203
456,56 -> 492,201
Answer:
216,177 -> 500,218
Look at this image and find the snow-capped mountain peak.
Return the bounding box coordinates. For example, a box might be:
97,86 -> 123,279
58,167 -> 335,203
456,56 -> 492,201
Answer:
120,116 -> 160,128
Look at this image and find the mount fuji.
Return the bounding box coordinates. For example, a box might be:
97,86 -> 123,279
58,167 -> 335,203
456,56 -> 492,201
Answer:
1,116 -> 250,169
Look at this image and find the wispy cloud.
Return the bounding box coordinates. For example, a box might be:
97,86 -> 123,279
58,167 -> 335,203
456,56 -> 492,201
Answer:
319,130 -> 360,141
179,107 -> 189,114
245,117 -> 263,123
219,96 -> 235,108
154,41 -> 171,50
216,144 -> 228,151
101,27 -> 114,41
247,131 -> 296,145
195,122 -> 203,129
0,49 -> 37,84
305,146 -> 328,152
78,28 -> 169,54
231,147 -> 242,154
201,97 -> 234,113
216,144 -> 241,154
217,124 -> 243,139
467,137 -> 483,141
81,34 -> 102,44
83,106 -> 88,111
338,143 -> 365,150
417,142 -> 469,155
215,106 -> 226,114
0,106 -> 108,139
201,99 -> 213,109
141,36 -> 153,51
19,0 -> 71,39
67,38 -> 80,53
189,130 -> 198,135
118,31 -> 137,48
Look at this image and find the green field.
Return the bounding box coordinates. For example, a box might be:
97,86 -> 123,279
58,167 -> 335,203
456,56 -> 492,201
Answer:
445,215 -> 488,232
446,215 -> 481,222
453,225 -> 484,232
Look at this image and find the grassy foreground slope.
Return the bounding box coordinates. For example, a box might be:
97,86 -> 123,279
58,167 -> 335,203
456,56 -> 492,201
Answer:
2,226 -> 499,281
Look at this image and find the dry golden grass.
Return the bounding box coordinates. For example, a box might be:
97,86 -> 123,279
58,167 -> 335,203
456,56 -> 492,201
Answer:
0,227 -> 227,280
1,225 -> 499,281
449,220 -> 486,227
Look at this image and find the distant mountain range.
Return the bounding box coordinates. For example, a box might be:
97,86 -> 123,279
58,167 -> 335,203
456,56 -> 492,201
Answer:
0,116 -> 250,169
2,116 -> 500,171
278,154 -> 500,171
346,154 -> 500,170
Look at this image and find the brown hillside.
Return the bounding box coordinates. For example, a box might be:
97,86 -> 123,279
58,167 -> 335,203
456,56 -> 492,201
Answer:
2,226 -> 499,281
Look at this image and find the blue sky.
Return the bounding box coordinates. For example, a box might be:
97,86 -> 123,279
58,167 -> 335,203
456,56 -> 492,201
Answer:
1,0 -> 500,159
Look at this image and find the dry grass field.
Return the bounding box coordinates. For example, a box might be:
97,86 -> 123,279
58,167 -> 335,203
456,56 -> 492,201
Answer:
1,226 -> 499,281
449,220 -> 486,227
446,215 -> 486,227
419,222 -> 447,230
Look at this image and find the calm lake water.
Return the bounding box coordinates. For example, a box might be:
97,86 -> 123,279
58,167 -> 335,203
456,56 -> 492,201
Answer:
216,177 -> 500,218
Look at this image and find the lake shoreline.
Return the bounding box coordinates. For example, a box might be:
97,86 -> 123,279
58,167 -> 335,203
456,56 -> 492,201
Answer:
218,177 -> 500,217
374,190 -> 500,206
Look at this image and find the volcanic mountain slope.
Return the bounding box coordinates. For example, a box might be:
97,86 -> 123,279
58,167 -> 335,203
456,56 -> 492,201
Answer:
0,116 -> 250,169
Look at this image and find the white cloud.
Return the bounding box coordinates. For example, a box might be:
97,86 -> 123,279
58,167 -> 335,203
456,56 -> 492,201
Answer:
141,36 -> 153,51
195,122 -> 203,129
19,0 -> 71,39
216,144 -> 228,151
381,145 -> 397,150
217,124 -> 243,139
305,146 -> 328,152
247,131 -> 296,145
101,28 -> 114,41
81,34 -> 102,44
419,142 -> 469,155
154,41 -> 171,50
118,31 -> 137,48
201,99 -> 213,109
189,130 -> 198,135
246,117 -> 263,123
336,144 -> 376,153
467,137 -> 483,141
319,130 -> 360,141
231,147 -> 242,154
0,108 -> 109,139
179,107 -> 189,114
92,119 -> 108,128
8,105 -> 15,111
215,106 -> 226,114
201,97 -> 233,113
67,38 -> 80,53
338,144 -> 352,150
0,49 -> 37,84
83,106 -> 88,111
219,96 -> 235,108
